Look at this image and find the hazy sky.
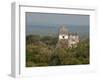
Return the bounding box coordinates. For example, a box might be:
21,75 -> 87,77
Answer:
26,12 -> 89,26
26,12 -> 89,36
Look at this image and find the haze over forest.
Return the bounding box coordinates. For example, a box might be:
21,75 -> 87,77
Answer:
26,12 -> 89,38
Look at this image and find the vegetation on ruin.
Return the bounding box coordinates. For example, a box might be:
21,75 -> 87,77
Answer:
26,35 -> 89,67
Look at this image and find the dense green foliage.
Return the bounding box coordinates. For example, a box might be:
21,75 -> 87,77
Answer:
26,35 -> 89,67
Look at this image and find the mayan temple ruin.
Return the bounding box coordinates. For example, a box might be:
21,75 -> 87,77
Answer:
56,25 -> 79,48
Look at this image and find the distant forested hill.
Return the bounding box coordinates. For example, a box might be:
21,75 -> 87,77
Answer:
26,25 -> 89,38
